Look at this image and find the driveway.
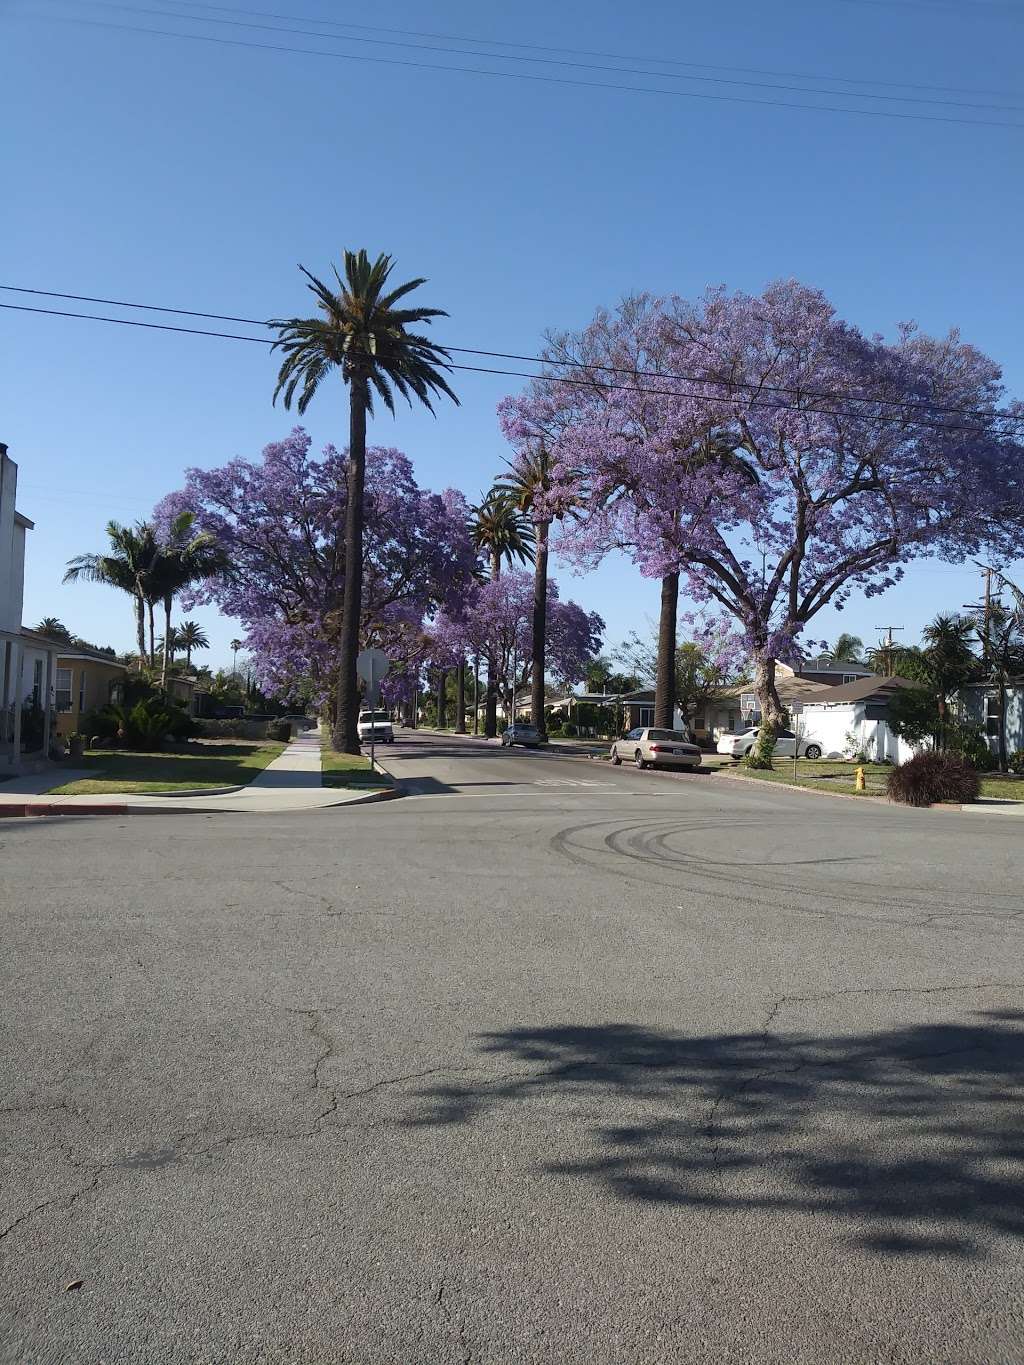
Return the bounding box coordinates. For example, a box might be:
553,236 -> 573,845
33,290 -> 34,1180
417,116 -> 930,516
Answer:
2,730 -> 1022,1363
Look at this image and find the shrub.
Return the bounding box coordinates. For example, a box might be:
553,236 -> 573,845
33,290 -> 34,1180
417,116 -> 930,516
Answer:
266,719 -> 292,742
1009,751 -> 1024,775
951,725 -> 995,772
562,722 -> 578,737
887,752 -> 980,807
195,717 -> 267,739
90,696 -> 195,749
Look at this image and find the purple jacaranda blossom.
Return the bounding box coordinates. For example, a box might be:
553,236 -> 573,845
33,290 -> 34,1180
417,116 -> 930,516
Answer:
501,281 -> 1024,724
154,428 -> 477,705
431,571 -> 603,710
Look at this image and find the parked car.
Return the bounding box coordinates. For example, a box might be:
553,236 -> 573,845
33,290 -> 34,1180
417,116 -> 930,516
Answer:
610,727 -> 702,770
716,727 -> 823,760
357,710 -> 394,743
501,724 -> 547,748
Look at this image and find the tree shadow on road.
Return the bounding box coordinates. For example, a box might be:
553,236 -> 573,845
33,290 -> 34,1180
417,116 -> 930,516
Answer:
403,1010 -> 1024,1259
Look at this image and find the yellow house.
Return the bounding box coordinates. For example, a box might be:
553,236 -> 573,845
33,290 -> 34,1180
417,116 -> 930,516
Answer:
54,647 -> 128,738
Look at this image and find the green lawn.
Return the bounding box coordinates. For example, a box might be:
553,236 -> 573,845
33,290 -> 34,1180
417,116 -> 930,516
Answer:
320,740 -> 390,790
47,742 -> 285,795
723,758 -> 1024,803
721,758 -> 892,797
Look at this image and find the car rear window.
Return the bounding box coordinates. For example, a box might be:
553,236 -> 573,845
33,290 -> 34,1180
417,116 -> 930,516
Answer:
359,712 -> 389,722
648,729 -> 687,742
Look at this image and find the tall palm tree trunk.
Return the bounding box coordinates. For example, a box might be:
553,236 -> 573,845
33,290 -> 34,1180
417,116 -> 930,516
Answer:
484,551 -> 501,739
530,525 -> 550,734
147,601 -> 156,667
161,594 -> 173,692
455,660 -> 467,734
654,572 -> 679,729
134,595 -> 147,666
335,376 -> 368,754
436,669 -> 448,728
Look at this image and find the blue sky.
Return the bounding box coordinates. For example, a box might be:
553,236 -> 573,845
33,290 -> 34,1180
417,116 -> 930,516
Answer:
4,0 -> 1022,674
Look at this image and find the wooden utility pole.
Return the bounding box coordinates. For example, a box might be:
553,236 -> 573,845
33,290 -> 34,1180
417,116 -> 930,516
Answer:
872,625 -> 904,676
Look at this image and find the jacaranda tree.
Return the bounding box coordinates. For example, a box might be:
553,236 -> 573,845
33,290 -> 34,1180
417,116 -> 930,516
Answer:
502,280 -> 1024,765
154,429 -> 476,712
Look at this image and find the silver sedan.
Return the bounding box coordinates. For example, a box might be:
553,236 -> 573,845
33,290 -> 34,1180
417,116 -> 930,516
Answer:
610,727 -> 702,771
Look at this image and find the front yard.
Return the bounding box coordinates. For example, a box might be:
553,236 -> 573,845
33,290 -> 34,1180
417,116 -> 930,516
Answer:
47,740 -> 286,795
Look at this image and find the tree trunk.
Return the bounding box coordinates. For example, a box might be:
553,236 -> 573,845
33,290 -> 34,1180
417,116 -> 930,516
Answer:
147,600 -> 155,667
531,526 -> 549,734
455,660 -> 467,733
473,656 -> 480,735
335,376 -> 368,754
654,572 -> 678,729
160,595 -> 172,692
436,669 -> 447,729
748,651 -> 786,768
484,550 -> 501,738
135,595 -> 147,666
997,676 -> 1008,773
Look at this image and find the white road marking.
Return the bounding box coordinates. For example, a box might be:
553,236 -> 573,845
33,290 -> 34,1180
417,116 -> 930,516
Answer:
534,779 -> 616,788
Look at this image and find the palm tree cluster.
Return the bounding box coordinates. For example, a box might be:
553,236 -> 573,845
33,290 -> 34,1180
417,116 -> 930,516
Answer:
64,516 -> 223,691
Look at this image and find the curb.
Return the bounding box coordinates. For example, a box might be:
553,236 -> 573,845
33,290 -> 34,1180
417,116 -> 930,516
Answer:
0,803 -> 129,818
715,769 -> 889,806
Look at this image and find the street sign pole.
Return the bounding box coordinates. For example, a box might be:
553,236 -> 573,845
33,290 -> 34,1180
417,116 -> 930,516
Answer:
356,648 -> 390,773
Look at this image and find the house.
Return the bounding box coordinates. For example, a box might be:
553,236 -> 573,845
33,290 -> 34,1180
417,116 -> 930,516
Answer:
797,674 -> 920,762
0,444 -> 61,773
53,645 -> 128,739
695,664 -> 835,742
790,657 -> 876,687
959,679 -> 1024,759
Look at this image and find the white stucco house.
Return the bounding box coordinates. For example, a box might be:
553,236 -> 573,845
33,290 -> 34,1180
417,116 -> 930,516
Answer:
1,443 -> 60,774
796,674 -> 921,763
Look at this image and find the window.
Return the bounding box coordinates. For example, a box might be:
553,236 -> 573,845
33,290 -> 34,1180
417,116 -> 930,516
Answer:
627,728 -> 642,740
79,670 -> 87,714
986,695 -> 1000,739
32,659 -> 43,705
55,667 -> 72,712
637,707 -> 654,727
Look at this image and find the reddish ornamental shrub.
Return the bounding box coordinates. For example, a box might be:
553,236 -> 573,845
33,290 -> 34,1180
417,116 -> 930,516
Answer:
887,752 -> 980,807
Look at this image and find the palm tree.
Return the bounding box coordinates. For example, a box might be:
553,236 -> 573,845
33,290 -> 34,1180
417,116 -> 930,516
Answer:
177,620 -> 209,670
34,617 -> 71,642
270,249 -> 458,754
230,638 -> 243,676
468,490 -> 535,736
156,627 -> 182,664
496,444 -> 580,735
827,633 -> 864,664
921,613 -> 978,749
64,521 -> 159,663
152,514 -> 226,691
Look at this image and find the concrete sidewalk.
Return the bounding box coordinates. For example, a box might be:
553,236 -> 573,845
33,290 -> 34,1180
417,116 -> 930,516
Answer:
0,730 -> 400,815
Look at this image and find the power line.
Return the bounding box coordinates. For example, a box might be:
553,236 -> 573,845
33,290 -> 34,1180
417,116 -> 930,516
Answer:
78,0 -> 1024,113
3,285 -> 1022,428
28,10 -> 1024,130
1,298 -> 1017,436
157,0 -> 1024,102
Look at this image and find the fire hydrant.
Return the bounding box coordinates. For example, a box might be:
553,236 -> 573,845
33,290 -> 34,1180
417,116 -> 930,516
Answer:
855,765 -> 866,792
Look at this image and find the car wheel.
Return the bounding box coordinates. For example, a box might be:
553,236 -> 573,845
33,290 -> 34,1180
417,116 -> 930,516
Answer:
634,751 -> 647,770
804,744 -> 822,760
610,750 -> 621,766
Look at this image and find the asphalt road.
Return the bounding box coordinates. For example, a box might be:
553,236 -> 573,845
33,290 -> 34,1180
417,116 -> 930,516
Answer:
2,729 -> 1023,1364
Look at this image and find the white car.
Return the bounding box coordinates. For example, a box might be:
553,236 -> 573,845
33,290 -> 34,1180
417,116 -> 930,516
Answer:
357,710 -> 394,743
716,726 -> 823,760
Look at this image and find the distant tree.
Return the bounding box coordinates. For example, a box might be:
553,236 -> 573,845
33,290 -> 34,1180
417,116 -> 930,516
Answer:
826,633 -> 864,663
270,249 -> 458,754
230,638 -> 243,676
64,520 -> 159,663
585,655 -> 640,695
177,620 -> 209,669
468,489 -> 535,737
34,617 -> 72,642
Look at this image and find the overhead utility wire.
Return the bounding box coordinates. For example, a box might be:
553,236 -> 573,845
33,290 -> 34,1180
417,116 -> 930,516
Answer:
3,285 -> 1021,428
80,0 -> 1024,112
158,0 -> 1023,101
1,300 -> 1017,437
31,11 -> 1024,129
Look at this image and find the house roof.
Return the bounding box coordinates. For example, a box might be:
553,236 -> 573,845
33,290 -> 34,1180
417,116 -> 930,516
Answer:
723,676 -> 832,705
14,510 -> 34,530
56,648 -> 128,668
801,674 -> 918,705
18,627 -> 63,652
